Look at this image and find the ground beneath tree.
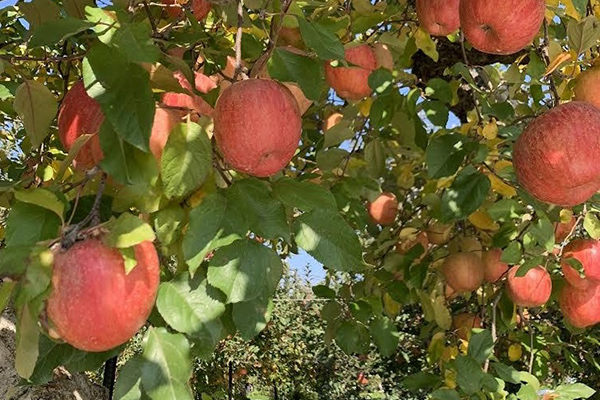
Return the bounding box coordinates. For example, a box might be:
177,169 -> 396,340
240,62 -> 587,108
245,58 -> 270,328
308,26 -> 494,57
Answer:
0,309 -> 108,400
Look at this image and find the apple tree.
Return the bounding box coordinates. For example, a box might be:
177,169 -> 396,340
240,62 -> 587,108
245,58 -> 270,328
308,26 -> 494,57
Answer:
1,0 -> 600,398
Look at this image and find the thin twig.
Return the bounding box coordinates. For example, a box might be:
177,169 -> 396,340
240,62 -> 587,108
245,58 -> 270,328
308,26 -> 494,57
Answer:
0,53 -> 85,63
518,308 -> 535,374
540,19 -> 560,107
143,1 -> 159,36
233,0 -> 245,80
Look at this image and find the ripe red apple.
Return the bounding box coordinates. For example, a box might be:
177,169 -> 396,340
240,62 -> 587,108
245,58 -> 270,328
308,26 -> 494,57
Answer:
357,371 -> 369,386
482,248 -> 509,283
213,79 -> 302,177
163,71 -> 216,117
163,0 -> 211,20
416,0 -> 460,36
513,102 -> 600,206
47,238 -> 160,352
442,252 -> 484,293
506,266 -> 552,307
396,231 -> 429,261
427,222 -> 453,245
554,215 -> 577,243
325,44 -> 378,101
561,239 -> 600,290
559,280 -> 600,328
574,66 -> 600,109
459,0 -> 545,55
150,106 -> 186,163
368,192 -> 399,226
452,313 -> 482,340
57,80 -> 105,170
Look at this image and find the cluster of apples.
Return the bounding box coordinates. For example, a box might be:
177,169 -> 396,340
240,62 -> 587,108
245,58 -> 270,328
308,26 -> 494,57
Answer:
416,0 -> 546,56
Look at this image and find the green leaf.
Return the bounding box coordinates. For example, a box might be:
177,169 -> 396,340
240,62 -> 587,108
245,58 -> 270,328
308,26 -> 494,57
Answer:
272,177 -> 337,212
518,384 -> 538,400
454,355 -> 484,395
267,47 -> 323,102
468,330 -> 494,364
426,134 -> 471,179
111,22 -> 160,63
423,100 -> 449,127
368,68 -> 394,94
335,320 -> 370,354
515,256 -> 543,277
207,239 -> 283,303
83,42 -> 155,152
322,119 -> 355,148
13,80 -> 58,148
567,16 -> 600,56
226,179 -> 290,241
154,206 -> 184,246
19,0 -> 60,29
369,316 -> 399,357
14,188 -> 65,221
64,0 -> 95,19
488,199 -> 525,221
432,295 -> 452,330
440,166 -> 491,222
425,78 -> 453,103
492,363 -> 521,384
182,193 -> 246,275
29,18 -> 94,47
365,138 -> 386,178
141,328 -> 193,400
402,372 -> 442,390
529,214 -> 555,252
296,18 -> 345,60
431,389 -> 461,400
292,209 -> 364,272
156,272 -> 226,348
501,241 -> 523,264
0,281 -> 15,315
555,383 -> 595,400
0,84 -> 13,100
233,295 -> 274,340
161,122 -> 212,199
104,213 -> 156,248
98,120 -> 159,186
119,247 -> 138,274
15,304 -> 40,380
584,212 -> 600,239
5,202 -> 61,247
114,355 -> 145,400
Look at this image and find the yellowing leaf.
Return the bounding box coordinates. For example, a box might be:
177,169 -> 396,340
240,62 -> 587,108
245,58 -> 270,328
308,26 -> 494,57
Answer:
359,97 -> 372,116
442,346 -> 459,362
508,343 -> 523,361
437,176 -> 454,189
469,209 -> 500,231
488,174 -> 517,198
563,0 -> 582,19
545,52 -> 572,76
459,339 -> 468,354
414,27 -> 439,62
383,292 -> 401,317
396,164 -> 415,189
482,119 -> 498,140
444,369 -> 457,389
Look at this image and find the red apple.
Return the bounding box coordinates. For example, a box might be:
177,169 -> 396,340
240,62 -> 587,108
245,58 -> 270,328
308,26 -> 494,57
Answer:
416,0 -> 460,36
459,0 -> 545,55
452,313 -> 482,340
396,231 -> 429,261
574,66 -> 600,109
427,222 -> 453,245
554,215 -> 577,243
325,44 -> 377,101
561,239 -> 600,289
150,106 -> 186,163
368,193 -> 399,226
47,238 -> 160,352
163,71 -> 216,117
57,81 -> 105,170
482,248 -> 509,283
213,79 -> 302,177
442,252 -> 484,293
163,0 -> 211,20
513,102 -> 600,206
559,280 -> 600,328
506,266 -> 552,307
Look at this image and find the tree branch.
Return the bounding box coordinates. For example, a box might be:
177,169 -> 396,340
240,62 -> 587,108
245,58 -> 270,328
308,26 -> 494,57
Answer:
143,1 -> 159,36
0,53 -> 85,63
540,19 -> 560,107
233,0 -> 245,80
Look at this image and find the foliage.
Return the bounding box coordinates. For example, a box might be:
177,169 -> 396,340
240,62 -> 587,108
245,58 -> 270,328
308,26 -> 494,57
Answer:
0,0 -> 600,399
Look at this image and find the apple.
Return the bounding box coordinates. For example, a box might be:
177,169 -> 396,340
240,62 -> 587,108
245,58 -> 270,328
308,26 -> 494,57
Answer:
213,79 -> 302,177
459,0 -> 545,55
162,70 -> 216,117
506,266 -> 552,307
396,231 -> 429,261
554,215 -> 577,243
163,0 -> 211,20
445,284 -> 458,300
427,222 -> 453,245
368,192 -> 399,226
561,239 -> 600,289
574,66 -> 600,109
559,280 -> 600,328
482,248 -> 509,283
46,238 -> 159,352
442,252 -> 484,293
513,102 -> 600,206
149,106 -> 186,163
452,313 -> 482,340
450,236 -> 483,258
325,44 -> 378,101
57,80 -> 105,170
416,0 -> 460,36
